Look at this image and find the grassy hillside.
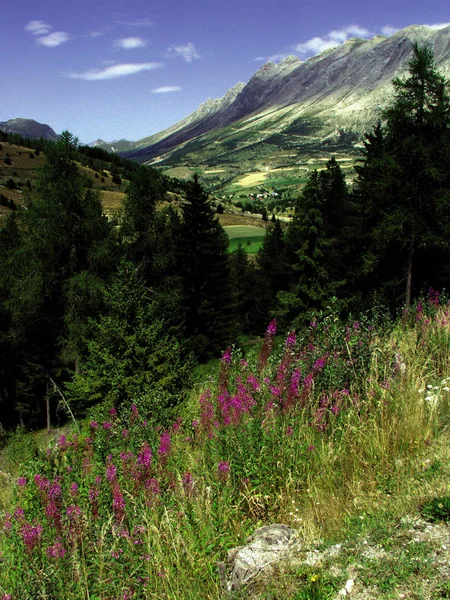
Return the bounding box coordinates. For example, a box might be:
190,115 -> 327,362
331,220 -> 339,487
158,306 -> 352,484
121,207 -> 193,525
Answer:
1,297 -> 449,599
0,142 -> 129,220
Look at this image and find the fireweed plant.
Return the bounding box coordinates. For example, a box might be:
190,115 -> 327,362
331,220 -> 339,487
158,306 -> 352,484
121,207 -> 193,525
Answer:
1,295 -> 449,599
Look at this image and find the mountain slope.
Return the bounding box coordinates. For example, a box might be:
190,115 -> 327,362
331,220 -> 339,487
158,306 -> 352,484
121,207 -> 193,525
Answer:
123,25 -> 450,167
0,118 -> 59,142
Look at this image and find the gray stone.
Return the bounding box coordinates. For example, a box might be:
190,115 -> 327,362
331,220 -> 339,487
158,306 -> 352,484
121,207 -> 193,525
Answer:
225,524 -> 302,591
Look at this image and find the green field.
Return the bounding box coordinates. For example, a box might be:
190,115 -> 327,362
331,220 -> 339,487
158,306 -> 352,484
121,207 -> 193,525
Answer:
224,225 -> 266,254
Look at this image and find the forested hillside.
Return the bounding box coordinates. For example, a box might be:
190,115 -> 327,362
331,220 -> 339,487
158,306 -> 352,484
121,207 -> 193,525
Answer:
1,44 -> 450,431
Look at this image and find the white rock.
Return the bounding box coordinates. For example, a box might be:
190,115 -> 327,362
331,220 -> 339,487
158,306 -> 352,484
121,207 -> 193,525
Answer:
345,578 -> 355,594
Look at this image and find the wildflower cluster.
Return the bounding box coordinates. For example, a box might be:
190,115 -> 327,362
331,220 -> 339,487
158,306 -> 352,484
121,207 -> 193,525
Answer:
1,298 -> 449,599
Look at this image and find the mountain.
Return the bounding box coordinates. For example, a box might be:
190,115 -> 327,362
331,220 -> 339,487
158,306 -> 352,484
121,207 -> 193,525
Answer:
0,118 -> 59,141
88,138 -> 136,153
123,25 -> 450,168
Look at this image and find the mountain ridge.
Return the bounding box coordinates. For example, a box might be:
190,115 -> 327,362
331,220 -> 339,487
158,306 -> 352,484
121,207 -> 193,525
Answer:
121,24 -> 450,166
0,118 -> 59,142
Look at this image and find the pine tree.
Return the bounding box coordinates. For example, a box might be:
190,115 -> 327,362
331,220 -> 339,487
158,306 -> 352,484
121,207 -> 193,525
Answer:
277,171 -> 337,327
353,44 -> 450,308
3,132 -> 115,426
179,174 -> 233,358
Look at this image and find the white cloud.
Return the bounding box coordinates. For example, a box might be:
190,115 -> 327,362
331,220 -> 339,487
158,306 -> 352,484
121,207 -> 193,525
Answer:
152,86 -> 182,93
426,22 -> 450,30
25,20 -> 52,35
167,42 -> 200,63
381,25 -> 399,35
37,32 -> 70,47
69,62 -> 162,80
294,24 -> 371,56
294,37 -> 340,55
115,37 -> 146,49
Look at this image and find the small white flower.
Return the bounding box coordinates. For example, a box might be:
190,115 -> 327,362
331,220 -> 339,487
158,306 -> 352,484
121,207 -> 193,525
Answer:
427,384 -> 433,389
418,388 -> 425,393
443,387 -> 450,392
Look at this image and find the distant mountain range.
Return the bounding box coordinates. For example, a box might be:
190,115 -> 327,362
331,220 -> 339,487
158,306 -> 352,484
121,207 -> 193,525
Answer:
110,24 -> 450,167
0,118 -> 59,142
6,25 -> 450,174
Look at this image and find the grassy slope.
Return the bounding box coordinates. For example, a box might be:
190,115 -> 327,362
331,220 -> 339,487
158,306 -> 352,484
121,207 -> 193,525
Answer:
0,142 -> 128,220
1,303 -> 449,599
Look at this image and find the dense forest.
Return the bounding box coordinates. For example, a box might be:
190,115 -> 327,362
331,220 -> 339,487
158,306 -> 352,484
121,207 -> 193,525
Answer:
1,44 -> 450,431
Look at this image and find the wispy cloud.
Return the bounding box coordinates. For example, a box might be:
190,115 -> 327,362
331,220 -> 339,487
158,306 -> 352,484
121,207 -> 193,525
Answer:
25,20 -> 52,35
167,42 -> 200,63
254,52 -> 297,63
37,32 -> 70,47
294,25 -> 370,56
152,86 -> 182,93
25,20 -> 70,47
425,22 -> 450,30
115,37 -> 146,49
69,62 -> 162,80
381,25 -> 399,35
116,18 -> 154,28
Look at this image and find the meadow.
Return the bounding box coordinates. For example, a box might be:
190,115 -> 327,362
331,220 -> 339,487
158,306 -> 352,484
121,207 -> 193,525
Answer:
1,293 -> 449,599
224,225 -> 266,254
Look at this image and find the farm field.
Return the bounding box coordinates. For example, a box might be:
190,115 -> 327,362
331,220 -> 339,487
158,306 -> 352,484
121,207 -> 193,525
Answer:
224,224 -> 266,253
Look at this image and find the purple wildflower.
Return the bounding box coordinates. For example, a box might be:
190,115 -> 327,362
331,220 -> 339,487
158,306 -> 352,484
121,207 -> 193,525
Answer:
106,455 -> 117,482
158,431 -> 171,457
221,347 -> 232,365
14,507 -> 25,521
285,330 -> 296,348
102,422 -> 112,431
112,485 -> 126,521
66,505 -> 82,521
21,521 -> 43,552
137,442 -> 152,471
46,537 -> 66,559
17,477 -> 27,487
218,461 -> 230,477
266,319 -> 277,337
90,420 -> 99,430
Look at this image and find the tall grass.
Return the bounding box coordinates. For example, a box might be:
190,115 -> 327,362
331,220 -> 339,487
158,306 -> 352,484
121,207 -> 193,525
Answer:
1,294 -> 449,599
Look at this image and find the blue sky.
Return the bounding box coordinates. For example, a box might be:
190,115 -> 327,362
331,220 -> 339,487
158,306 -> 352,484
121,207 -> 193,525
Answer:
2,0 -> 449,143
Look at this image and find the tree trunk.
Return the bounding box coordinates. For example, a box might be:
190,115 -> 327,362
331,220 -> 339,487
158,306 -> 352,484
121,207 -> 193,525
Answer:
46,383 -> 51,433
405,247 -> 414,309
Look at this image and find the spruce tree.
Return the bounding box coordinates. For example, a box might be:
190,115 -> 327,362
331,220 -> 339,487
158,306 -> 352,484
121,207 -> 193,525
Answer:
3,132 -> 115,426
353,43 -> 450,308
277,171 -> 337,327
179,174 -> 233,359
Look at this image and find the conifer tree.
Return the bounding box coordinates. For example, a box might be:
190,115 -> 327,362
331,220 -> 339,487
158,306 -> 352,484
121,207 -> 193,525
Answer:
66,262 -> 191,421
277,171 -> 337,327
354,43 -> 450,308
178,174 -> 233,358
3,132 -> 115,426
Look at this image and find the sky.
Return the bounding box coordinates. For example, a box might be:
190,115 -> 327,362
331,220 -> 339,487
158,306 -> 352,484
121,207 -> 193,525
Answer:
1,0 -> 450,144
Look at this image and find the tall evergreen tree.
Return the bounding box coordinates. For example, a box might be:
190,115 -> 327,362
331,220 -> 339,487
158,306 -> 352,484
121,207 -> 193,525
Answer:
2,132 -> 115,426
277,170 -> 338,327
353,43 -> 450,308
178,174 -> 233,359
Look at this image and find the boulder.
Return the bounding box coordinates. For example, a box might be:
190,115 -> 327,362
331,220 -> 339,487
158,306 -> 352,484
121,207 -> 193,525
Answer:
223,524 -> 302,591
